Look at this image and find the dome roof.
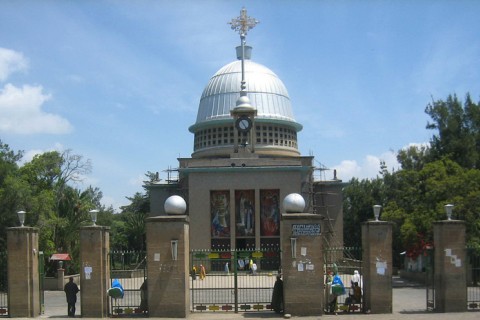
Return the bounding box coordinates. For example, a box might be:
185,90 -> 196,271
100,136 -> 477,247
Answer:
189,59 -> 302,132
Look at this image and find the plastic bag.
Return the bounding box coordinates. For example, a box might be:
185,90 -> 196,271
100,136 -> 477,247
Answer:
108,279 -> 124,299
331,275 -> 346,296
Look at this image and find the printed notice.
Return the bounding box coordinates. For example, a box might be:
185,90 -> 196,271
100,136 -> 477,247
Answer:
84,266 -> 92,280
376,261 -> 386,275
301,247 -> 307,256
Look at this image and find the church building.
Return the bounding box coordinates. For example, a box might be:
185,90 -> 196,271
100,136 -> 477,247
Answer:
147,9 -> 344,259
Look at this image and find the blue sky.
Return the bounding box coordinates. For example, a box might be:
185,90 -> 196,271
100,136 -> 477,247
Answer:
1,0 -> 479,212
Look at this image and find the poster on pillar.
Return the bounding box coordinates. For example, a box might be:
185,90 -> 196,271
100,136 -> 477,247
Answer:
260,189 -> 280,236
211,190 -> 230,238
235,190 -> 255,237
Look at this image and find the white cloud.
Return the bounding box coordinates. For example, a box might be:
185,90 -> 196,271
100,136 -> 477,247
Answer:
0,47 -> 28,82
333,150 -> 399,181
20,143 -> 65,164
0,83 -> 73,134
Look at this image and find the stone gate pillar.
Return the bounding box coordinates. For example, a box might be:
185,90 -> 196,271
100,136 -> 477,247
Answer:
7,227 -> 40,317
79,226 -> 110,318
146,215 -> 190,318
362,221 -> 393,314
281,213 -> 323,316
433,220 -> 466,312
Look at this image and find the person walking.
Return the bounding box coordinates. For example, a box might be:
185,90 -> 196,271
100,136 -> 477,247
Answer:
64,276 -> 79,317
200,264 -> 206,280
271,274 -> 284,314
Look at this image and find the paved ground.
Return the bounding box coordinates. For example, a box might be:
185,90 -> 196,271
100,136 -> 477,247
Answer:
34,276 -> 479,320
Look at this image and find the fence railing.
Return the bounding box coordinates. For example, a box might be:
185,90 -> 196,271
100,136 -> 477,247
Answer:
467,246 -> 480,311
0,251 -> 8,317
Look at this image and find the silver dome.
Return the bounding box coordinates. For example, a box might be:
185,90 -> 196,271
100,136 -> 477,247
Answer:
190,60 -> 302,132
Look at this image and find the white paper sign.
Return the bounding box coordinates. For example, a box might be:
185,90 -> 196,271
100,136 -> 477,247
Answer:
301,247 -> 307,256
297,263 -> 304,272
84,266 -> 92,280
376,261 -> 386,275
455,259 -> 462,267
154,253 -> 160,262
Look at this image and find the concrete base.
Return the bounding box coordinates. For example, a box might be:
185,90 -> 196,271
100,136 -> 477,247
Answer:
7,227 -> 40,317
80,226 -> 110,318
146,215 -> 190,318
433,220 -> 467,312
362,221 -> 393,314
281,213 -> 324,316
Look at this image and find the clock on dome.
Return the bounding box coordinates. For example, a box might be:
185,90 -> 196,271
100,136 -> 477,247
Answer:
235,115 -> 252,133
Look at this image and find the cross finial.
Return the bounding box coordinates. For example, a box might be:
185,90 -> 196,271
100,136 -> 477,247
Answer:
228,7 -> 259,37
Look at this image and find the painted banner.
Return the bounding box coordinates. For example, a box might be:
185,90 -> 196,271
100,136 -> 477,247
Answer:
211,190 -> 230,238
260,189 -> 280,236
235,190 -> 255,237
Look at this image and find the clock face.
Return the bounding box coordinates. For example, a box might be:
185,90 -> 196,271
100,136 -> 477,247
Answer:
236,116 -> 252,132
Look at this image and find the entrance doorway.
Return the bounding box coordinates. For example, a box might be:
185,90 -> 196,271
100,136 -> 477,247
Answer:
190,248 -> 279,313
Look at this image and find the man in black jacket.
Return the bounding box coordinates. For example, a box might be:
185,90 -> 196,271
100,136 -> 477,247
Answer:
64,277 -> 79,317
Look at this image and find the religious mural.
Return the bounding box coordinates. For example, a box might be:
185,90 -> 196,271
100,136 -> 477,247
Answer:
260,189 -> 280,237
235,190 -> 255,237
211,190 -> 230,238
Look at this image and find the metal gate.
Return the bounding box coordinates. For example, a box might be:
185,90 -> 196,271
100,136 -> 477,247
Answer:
190,248 -> 280,313
324,247 -> 363,314
425,248 -> 435,311
467,246 -> 480,310
0,251 -> 7,317
108,250 -> 147,317
38,251 -> 45,315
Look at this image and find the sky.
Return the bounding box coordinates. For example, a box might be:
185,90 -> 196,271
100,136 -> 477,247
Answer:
1,0 -> 479,212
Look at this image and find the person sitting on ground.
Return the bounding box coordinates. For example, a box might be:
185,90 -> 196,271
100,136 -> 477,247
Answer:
345,281 -> 362,312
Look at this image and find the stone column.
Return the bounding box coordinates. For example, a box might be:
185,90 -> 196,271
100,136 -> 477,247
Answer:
57,267 -> 65,291
146,215 -> 190,318
79,226 -> 110,318
433,220 -> 466,312
362,221 -> 393,314
7,227 -> 40,317
281,213 -> 323,316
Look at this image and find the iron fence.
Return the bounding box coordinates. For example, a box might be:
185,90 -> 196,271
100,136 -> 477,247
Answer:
425,248 -> 435,311
467,246 -> 480,311
0,251 -> 7,317
324,247 -> 363,314
108,250 -> 147,317
190,248 -> 280,313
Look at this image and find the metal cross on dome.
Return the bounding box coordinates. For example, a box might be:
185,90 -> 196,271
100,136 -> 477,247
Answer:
228,7 -> 259,36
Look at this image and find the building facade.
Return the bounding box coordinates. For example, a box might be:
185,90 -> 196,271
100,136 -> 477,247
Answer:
147,9 -> 344,256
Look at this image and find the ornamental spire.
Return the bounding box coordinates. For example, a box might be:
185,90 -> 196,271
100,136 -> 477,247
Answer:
228,8 -> 259,103
228,7 -> 259,37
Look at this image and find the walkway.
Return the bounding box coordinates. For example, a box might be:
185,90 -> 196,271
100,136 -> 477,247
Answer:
37,276 -> 478,319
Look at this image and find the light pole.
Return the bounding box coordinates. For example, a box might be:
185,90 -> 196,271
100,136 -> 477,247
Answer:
89,209 -> 99,226
17,210 -> 26,227
373,205 -> 382,221
444,204 -> 454,220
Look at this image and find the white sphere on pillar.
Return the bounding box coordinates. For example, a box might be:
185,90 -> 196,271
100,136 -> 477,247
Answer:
283,193 -> 305,213
164,195 -> 187,215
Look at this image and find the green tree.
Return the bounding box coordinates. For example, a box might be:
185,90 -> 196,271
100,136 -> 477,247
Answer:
343,177 -> 384,247
0,141 -> 25,250
425,94 -> 480,168
118,192 -> 149,251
